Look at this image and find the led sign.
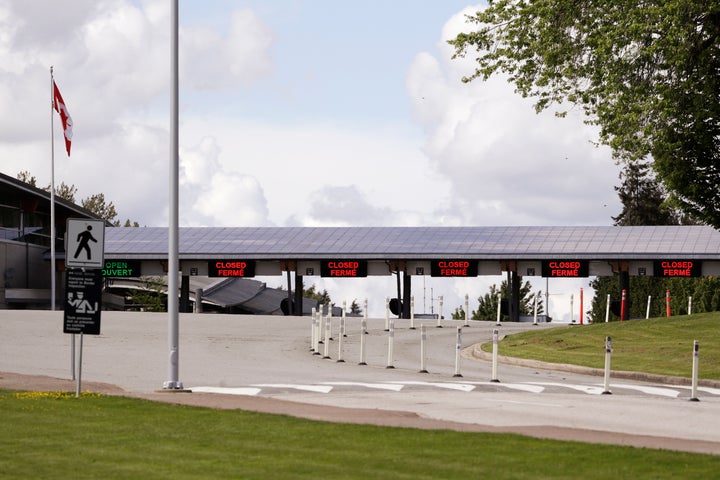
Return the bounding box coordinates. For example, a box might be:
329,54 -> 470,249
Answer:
320,260 -> 367,277
653,260 -> 702,277
541,260 -> 589,277
102,260 -> 141,277
208,260 -> 256,277
430,260 -> 478,277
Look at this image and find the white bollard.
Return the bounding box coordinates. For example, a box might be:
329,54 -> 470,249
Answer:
337,308 -> 345,363
688,296 -> 693,315
570,294 -> 575,324
363,298 -> 368,335
605,294 -> 611,323
342,300 -> 347,337
491,329 -> 500,382
453,327 -> 462,377
602,336 -> 612,394
419,324 -> 428,373
323,314 -> 331,359
437,295 -> 444,328
691,340 -> 700,401
385,297 -> 390,331
496,293 -> 502,326
464,294 -> 470,327
646,295 -> 652,319
386,317 -> 395,369
327,303 -> 333,340
410,296 -> 416,329
313,310 -> 321,355
533,292 -> 539,326
359,317 -> 367,366
310,307 -> 317,352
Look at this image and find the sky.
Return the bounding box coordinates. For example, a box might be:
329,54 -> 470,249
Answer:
0,0 -> 622,320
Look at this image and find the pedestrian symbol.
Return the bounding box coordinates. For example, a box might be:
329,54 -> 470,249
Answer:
65,219 -> 105,268
74,225 -> 98,260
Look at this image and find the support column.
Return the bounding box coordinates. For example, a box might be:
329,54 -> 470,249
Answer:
402,273 -> 412,320
511,272 -> 521,322
180,274 -> 190,313
294,272 -> 304,316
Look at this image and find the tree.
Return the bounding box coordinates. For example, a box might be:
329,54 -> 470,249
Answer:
349,299 -> 362,315
16,170 -> 138,226
472,280 -> 543,321
612,161 -> 679,226
589,160 -> 709,321
81,193 -> 118,224
450,1 -> 720,226
16,171 -> 37,186
303,284 -> 332,306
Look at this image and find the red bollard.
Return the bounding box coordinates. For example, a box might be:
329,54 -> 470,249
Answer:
620,289 -> 627,322
666,290 -> 671,317
579,288 -> 584,325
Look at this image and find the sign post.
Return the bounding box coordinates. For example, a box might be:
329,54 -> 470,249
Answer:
64,218 -> 105,396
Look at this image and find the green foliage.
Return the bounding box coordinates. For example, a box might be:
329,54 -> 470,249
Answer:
2,390 -> 718,479
451,1 -> 720,227
304,284 -> 332,306
127,277 -> 166,312
349,299 -> 362,315
81,193 -> 118,223
16,171 -> 37,186
483,313 -> 720,379
472,280 -> 543,321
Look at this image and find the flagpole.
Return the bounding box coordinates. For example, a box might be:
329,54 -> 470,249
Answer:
50,66 -> 56,311
164,0 -> 183,390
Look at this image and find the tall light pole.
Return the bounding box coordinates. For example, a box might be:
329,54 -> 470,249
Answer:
164,0 -> 182,390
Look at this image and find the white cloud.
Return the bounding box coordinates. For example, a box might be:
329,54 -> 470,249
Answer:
406,6 -> 621,226
181,9 -> 273,89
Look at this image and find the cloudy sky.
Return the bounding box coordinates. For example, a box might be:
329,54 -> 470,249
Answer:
1,0 -> 622,320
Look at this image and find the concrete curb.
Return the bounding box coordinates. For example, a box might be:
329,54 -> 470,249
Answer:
466,343 -> 720,388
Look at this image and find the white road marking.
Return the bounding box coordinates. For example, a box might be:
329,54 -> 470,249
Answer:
387,381 -> 476,392
321,382 -> 405,391
673,385 -> 720,396
251,383 -> 334,393
191,386 -> 261,396
527,382 -> 606,395
599,383 -> 680,398
465,381 -> 546,393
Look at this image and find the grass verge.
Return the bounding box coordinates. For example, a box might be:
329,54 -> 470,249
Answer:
1,390 -> 719,479
482,313 -> 720,378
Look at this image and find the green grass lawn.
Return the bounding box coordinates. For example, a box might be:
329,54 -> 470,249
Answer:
483,313 -> 720,379
1,390 -> 719,479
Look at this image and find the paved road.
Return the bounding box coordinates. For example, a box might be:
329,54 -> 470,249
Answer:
2,310 -> 719,454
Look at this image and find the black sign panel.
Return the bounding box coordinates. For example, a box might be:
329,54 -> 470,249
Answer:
541,260 -> 589,278
320,260 -> 368,277
208,260 -> 256,277
63,268 -> 102,335
430,260 -> 478,277
653,260 -> 702,277
102,260 -> 141,277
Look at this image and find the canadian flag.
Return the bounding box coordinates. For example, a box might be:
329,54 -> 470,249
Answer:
53,81 -> 73,156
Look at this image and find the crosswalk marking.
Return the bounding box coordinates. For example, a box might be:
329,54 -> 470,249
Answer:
387,381 -> 476,392
188,380 -> 719,399
320,381 -> 405,391
251,383 -> 334,393
465,381 -> 546,393
599,383 -> 680,398
191,386 -> 261,396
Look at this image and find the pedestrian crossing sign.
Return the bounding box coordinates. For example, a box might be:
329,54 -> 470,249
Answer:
65,218 -> 105,269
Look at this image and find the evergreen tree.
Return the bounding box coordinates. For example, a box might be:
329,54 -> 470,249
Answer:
472,281 -> 543,322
